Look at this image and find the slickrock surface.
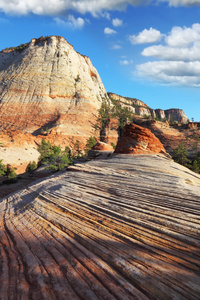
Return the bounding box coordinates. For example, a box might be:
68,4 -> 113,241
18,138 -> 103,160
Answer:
0,154 -> 200,299
115,123 -> 166,155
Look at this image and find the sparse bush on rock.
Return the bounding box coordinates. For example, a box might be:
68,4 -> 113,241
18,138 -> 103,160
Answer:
26,161 -> 37,174
172,142 -> 189,166
0,159 -> 6,177
84,136 -> 96,155
173,142 -> 200,174
38,138 -> 73,172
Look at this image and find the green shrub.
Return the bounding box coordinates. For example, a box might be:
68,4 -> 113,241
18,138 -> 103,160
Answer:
0,159 -> 6,177
172,143 -> 190,166
191,160 -> 200,173
8,167 -> 17,180
111,100 -> 132,139
173,144 -> 200,174
26,161 -> 37,174
73,140 -> 82,158
111,142 -> 116,150
95,98 -> 111,142
84,136 -> 96,155
38,139 -> 73,172
65,146 -> 74,161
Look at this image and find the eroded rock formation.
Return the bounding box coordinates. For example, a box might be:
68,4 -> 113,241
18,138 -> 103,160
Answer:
108,93 -> 189,123
115,123 -> 166,154
0,154 -> 200,299
0,36 -> 106,137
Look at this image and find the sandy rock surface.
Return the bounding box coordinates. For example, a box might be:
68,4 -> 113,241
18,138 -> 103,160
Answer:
0,154 -> 200,299
92,141 -> 114,151
115,123 -> 166,155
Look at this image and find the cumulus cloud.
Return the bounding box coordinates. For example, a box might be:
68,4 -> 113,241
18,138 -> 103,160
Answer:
54,15 -> 85,29
120,59 -> 133,65
104,27 -> 117,35
0,0 -> 142,16
129,27 -> 163,44
1,1 -> 199,17
158,0 -> 200,7
142,43 -> 200,61
136,23 -> 200,86
165,23 -> 200,47
136,61 -> 200,86
112,18 -> 123,27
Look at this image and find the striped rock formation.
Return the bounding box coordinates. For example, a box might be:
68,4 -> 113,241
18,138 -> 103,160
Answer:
115,123 -> 166,155
0,36 -> 106,137
0,154 -> 200,299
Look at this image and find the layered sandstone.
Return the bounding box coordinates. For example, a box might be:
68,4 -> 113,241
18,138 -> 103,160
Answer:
108,93 -> 189,123
115,123 -> 166,154
0,36 -> 106,136
0,154 -> 200,299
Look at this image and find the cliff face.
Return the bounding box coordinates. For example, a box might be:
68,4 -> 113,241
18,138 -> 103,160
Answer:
164,108 -> 189,123
109,93 -> 189,123
108,92 -> 148,108
0,36 -> 106,136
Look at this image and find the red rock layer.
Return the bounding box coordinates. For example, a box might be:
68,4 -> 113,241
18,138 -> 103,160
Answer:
115,123 -> 166,154
92,142 -> 114,151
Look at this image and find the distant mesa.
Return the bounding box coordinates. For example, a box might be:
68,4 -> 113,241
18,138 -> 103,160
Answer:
115,123 -> 166,155
108,93 -> 189,124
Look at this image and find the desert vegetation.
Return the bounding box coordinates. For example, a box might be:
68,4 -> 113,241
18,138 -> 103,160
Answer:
36,136 -> 96,173
173,142 -> 200,173
95,97 -> 132,141
0,160 -> 17,185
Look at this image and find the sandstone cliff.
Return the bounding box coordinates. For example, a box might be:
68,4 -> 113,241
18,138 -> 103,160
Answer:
109,93 -> 189,123
0,154 -> 200,299
0,36 -> 107,137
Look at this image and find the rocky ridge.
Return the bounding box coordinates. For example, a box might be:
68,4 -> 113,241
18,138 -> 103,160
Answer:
0,154 -> 200,299
108,92 -> 189,123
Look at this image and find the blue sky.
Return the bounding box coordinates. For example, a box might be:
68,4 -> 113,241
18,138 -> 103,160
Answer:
0,0 -> 200,121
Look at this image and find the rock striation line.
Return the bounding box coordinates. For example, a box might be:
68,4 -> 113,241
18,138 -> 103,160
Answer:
0,154 -> 200,299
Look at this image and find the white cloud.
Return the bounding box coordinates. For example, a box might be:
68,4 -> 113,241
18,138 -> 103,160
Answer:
129,27 -> 163,44
136,23 -> 200,86
0,0 -> 142,16
104,27 -> 117,35
142,42 -> 200,61
112,18 -> 123,27
136,61 -> 200,86
101,12 -> 111,19
1,1 -> 199,17
158,0 -> 200,7
112,44 -> 122,49
54,15 -> 85,29
165,23 -> 200,47
120,59 -> 133,65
